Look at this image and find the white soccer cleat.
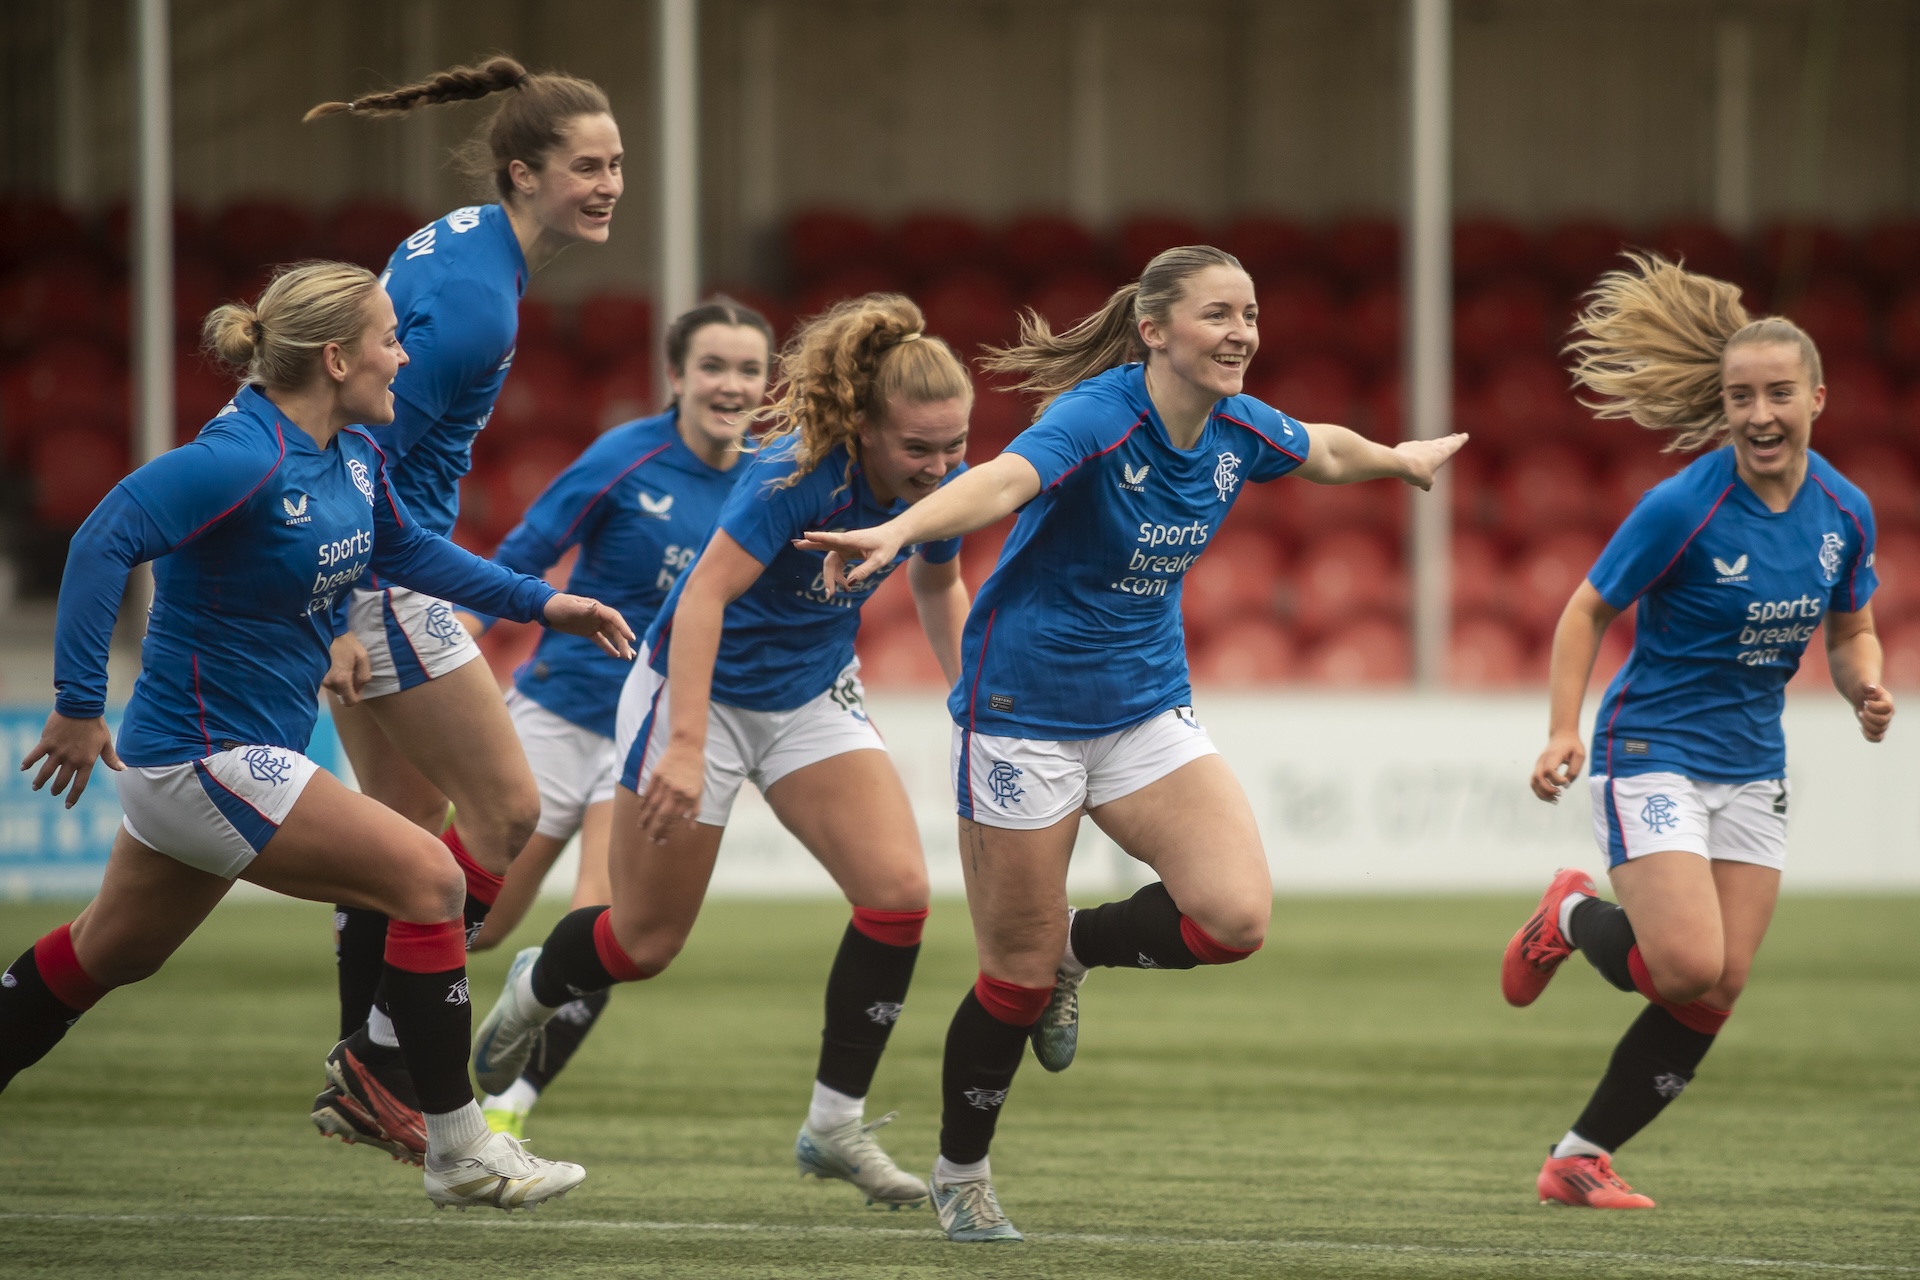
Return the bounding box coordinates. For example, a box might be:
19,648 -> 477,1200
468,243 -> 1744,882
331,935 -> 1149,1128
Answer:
471,947 -> 555,1096
423,1129 -> 585,1212
794,1112 -> 929,1208
931,1172 -> 1023,1242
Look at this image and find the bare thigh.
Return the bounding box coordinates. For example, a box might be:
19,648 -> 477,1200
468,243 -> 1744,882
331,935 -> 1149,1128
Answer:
332,697 -> 450,833
764,750 -> 928,911
603,786 -> 726,974
956,815 -> 1078,988
571,799 -> 614,909
1610,850 -> 1726,1003
68,831 -> 233,987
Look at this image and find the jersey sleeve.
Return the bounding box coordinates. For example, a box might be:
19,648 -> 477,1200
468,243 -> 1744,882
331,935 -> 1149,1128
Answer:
381,277 -> 510,459
1832,492 -> 1879,614
1005,391 -> 1137,491
1586,483 -> 1704,610
116,428 -> 288,548
52,488 -> 176,719
1225,398 -> 1311,482
500,433 -> 649,575
717,453 -> 829,567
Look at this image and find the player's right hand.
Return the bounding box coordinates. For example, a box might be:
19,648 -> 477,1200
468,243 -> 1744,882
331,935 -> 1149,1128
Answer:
20,711 -> 122,808
323,632 -> 373,706
795,525 -> 906,594
1530,730 -> 1586,802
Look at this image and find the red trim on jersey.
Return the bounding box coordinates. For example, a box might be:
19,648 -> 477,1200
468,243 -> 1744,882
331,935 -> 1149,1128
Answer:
442,825 -> 502,906
1179,915 -> 1259,964
974,972 -> 1051,1026
34,923 -> 108,1010
559,443 -> 672,543
1048,412 -> 1147,489
1809,474 -> 1872,612
178,423 -> 287,545
851,905 -> 928,948
1215,411 -> 1305,463
1601,678 -> 1633,776
592,908 -> 650,982
383,919 -> 466,973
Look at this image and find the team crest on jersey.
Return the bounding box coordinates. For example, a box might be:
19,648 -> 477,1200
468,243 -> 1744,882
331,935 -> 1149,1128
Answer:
1212,451 -> 1242,502
347,458 -> 376,505
1640,794 -> 1679,833
1119,462 -> 1151,493
1818,532 -> 1845,584
242,747 -> 294,786
638,490 -> 675,518
986,760 -> 1025,805
1712,553 -> 1748,583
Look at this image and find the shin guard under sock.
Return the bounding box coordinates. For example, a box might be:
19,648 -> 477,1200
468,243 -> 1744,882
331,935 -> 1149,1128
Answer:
333,905 -> 390,1039
522,989 -> 610,1093
442,826 -> 503,949
530,906 -> 648,1008
816,907 -> 926,1099
1068,882 -> 1259,970
1566,896 -> 1637,993
0,926 -> 107,1090
1570,1003 -> 1721,1152
939,978 -> 1048,1164
381,920 -> 475,1116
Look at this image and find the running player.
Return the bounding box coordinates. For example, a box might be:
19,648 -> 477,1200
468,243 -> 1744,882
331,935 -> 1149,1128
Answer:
0,263 -> 634,1210
463,299 -> 774,1137
800,247 -> 1466,1241
470,295 -> 973,1209
301,57 -> 624,1156
1503,254 -> 1891,1209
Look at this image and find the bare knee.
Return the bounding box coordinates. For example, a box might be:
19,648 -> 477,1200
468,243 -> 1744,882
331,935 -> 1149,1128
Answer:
1650,952 -> 1722,1005
608,915 -> 689,978
1187,895 -> 1270,955
389,852 -> 465,924
851,866 -> 929,914
1702,960 -> 1751,1009
456,782 -> 541,866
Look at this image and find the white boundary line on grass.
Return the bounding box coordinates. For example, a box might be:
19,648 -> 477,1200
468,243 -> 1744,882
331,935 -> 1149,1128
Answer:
1,1211 -> 1914,1274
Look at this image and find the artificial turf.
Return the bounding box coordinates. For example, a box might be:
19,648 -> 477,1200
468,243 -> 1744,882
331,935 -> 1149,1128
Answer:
0,894 -> 1913,1279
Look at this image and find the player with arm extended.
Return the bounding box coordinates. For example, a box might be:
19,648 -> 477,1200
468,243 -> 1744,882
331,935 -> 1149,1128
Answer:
462,299 -> 774,1138
300,57 -> 625,1155
0,264 -> 634,1211
469,295 -> 974,1209
799,246 -> 1467,1241
1502,254 -> 1892,1210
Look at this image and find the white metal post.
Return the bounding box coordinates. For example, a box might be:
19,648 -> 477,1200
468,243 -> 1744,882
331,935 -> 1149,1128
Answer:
657,0 -> 700,394
133,0 -> 172,468
1067,2 -> 1109,228
1714,16 -> 1754,236
1406,0 -> 1451,690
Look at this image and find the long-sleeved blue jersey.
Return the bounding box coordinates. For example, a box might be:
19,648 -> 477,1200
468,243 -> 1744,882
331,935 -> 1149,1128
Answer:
53,385 -> 557,767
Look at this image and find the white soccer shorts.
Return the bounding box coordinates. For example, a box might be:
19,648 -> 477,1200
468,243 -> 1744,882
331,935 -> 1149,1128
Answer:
613,659 -> 887,827
348,584 -> 484,699
952,705 -> 1220,830
506,687 -> 617,840
1590,771 -> 1789,871
116,745 -> 322,879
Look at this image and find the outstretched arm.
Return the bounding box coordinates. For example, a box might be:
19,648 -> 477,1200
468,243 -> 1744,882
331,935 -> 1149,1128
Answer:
1295,423 -> 1468,489
796,453 -> 1041,591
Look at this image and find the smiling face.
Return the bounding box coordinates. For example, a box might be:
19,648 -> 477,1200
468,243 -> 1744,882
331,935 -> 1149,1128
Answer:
1722,339 -> 1823,485
510,112 -> 624,244
333,287 -> 408,425
668,323 -> 772,453
1139,264 -> 1259,401
857,394 -> 971,505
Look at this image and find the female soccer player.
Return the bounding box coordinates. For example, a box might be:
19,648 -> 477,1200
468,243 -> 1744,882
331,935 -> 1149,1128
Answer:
463,299 -> 774,1137
470,295 -> 973,1209
801,247 -> 1466,1241
302,57 -> 625,1150
1502,254 -> 1891,1210
0,263 -> 635,1210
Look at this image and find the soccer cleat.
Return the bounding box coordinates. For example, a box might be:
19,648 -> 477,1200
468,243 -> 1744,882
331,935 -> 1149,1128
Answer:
931,1173 -> 1023,1242
1537,1151 -> 1656,1209
318,1037 -> 426,1164
424,1129 -> 585,1211
471,947 -> 552,1096
795,1112 -> 929,1207
481,1098 -> 528,1140
1030,968 -> 1085,1073
1502,867 -> 1598,1007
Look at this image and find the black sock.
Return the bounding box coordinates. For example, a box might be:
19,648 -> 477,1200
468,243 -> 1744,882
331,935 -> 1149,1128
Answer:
0,947 -> 85,1091
1567,897 -> 1637,993
1068,882 -> 1199,970
938,990 -> 1030,1165
462,894 -> 493,950
1570,1004 -> 1718,1152
381,962 -> 475,1115
334,905 -> 390,1040
522,989 -> 610,1093
816,923 -> 920,1100
530,906 -> 621,1008
354,975 -> 403,1070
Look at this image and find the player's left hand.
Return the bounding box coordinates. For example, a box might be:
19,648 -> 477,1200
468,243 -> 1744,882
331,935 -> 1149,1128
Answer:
795,525 -> 906,594
1394,433 -> 1470,490
1852,681 -> 1894,742
20,711 -> 122,808
323,632 -> 372,707
544,593 -> 635,659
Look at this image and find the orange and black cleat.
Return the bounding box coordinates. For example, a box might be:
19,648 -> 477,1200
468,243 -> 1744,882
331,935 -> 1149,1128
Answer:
1501,867 -> 1597,1007
1537,1151 -> 1656,1209
312,1039 -> 426,1165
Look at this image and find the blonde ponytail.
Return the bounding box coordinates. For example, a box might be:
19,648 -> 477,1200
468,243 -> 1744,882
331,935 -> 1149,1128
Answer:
201,261 -> 380,392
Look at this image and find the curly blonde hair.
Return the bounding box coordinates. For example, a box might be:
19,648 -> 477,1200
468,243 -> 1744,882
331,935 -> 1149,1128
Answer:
1567,252 -> 1824,453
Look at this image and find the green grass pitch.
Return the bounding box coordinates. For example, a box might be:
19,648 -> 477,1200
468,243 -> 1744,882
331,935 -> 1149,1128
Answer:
0,894 -> 1914,1278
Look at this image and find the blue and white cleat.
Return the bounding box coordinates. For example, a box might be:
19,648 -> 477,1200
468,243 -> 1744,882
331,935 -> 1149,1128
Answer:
1030,967 -> 1085,1072
931,1173 -> 1023,1242
795,1112 -> 928,1207
471,947 -> 555,1096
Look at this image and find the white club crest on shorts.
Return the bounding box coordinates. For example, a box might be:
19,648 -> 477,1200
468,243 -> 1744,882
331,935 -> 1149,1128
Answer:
1818,532 -> 1844,584
347,458 -> 376,505
422,601 -> 464,648
986,760 -> 1025,805
1212,451 -> 1242,501
1640,794 -> 1679,833
243,747 -> 295,786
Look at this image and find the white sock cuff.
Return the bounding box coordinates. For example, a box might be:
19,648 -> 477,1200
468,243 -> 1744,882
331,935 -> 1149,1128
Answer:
425,1102 -> 490,1162
1060,907 -> 1087,978
807,1081 -> 864,1131
485,1077 -> 540,1112
1551,1129 -> 1610,1160
365,1006 -> 400,1048
1557,892 -> 1591,942
934,1154 -> 989,1185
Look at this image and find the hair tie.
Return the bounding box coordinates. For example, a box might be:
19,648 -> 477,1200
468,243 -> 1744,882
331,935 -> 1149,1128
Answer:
898,332 -> 922,344
250,319 -> 265,341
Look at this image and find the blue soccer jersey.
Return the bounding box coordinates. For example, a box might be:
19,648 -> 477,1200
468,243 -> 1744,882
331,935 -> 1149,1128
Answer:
949,363 -> 1309,739
369,203 -> 526,537
644,437 -> 963,712
52,386 -> 557,767
1588,447 -> 1877,783
491,410 -> 745,738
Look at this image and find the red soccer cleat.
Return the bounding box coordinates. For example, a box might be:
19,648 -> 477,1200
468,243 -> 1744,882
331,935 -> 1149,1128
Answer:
1537,1152 -> 1656,1209
1501,867 -> 1597,1007
314,1038 -> 427,1164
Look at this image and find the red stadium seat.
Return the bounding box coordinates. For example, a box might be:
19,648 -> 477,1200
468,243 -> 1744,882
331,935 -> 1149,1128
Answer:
1542,220 -> 1632,292
1510,531 -> 1604,640
968,385 -> 1030,457
1253,273 -> 1338,358
1362,371 -> 1403,442
1782,280 -> 1872,359
857,620 -> 947,688
588,361 -> 657,433
1302,618 -> 1410,686
786,210 -> 886,286
1117,214 -> 1209,276
495,439 -> 580,530
1180,529 -> 1284,639
1827,444 -> 1918,531
1452,530 -> 1507,620
1454,280 -> 1558,368
1599,453 -> 1683,527
1453,218 -> 1535,286
795,265 -> 905,321
322,201 -> 423,272
214,199 -> 317,274
999,214 -> 1102,283
920,269 -> 1017,358
857,569 -> 919,635
1255,354 -> 1360,426
1,340 -> 125,454
489,348 -> 586,441
1293,530 -> 1404,635
516,299 -> 561,351
1338,282 -> 1401,374
1449,614 -> 1527,687
960,517 -> 1014,592
1495,444 -> 1598,539
171,257 -> 229,337
1866,530 -> 1920,625
1219,216 -> 1315,282
1860,220 -> 1920,286
0,199 -> 93,273
1321,218 -> 1399,286
1025,270 -> 1116,334
890,212 -> 992,281
0,259 -> 110,350
1477,355 -> 1581,447
1448,447 -> 1499,533
175,352 -> 238,442
576,293 -> 653,369
1651,221 -> 1746,283
1816,357 -> 1896,444
1189,618 -> 1294,685
1262,469 -> 1399,543
31,426 -> 128,526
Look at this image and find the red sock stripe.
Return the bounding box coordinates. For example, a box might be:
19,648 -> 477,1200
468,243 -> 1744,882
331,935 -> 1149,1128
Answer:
850,906 -> 927,948
974,972 -> 1051,1026
1179,915 -> 1259,965
383,920 -> 467,973
1627,945 -> 1661,1002
1627,946 -> 1732,1034
34,924 -> 107,1011
592,908 -> 649,983
442,826 -> 502,906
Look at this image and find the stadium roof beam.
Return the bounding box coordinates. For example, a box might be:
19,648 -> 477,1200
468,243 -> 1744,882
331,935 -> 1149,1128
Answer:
1406,0 -> 1450,691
